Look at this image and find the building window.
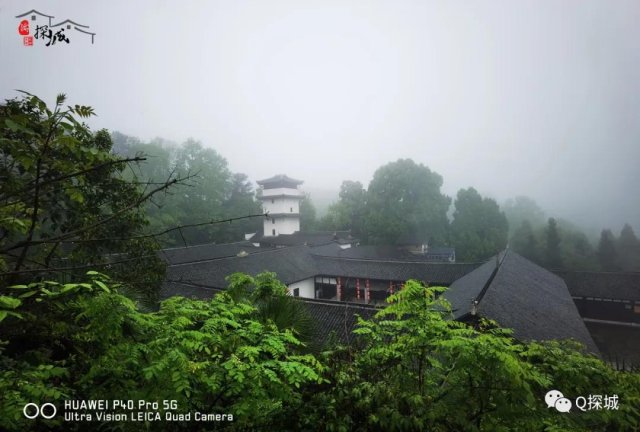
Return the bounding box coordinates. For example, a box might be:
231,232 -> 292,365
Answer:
293,288 -> 300,297
32,15 -> 36,20
634,305 -> 640,314
272,229 -> 276,236
271,199 -> 274,204
272,219 -> 275,224
290,207 -> 293,212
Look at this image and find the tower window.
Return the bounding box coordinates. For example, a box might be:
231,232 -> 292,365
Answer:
272,229 -> 276,236
290,207 -> 293,212
271,199 -> 274,204
272,219 -> 275,224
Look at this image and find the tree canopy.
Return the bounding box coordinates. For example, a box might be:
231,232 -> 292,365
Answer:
450,187 -> 508,261
319,180 -> 367,236
363,159 -> 451,245
503,196 -> 546,236
112,133 -> 262,246
0,93 -> 167,302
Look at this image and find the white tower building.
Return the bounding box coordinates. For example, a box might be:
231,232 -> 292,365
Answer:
257,174 -> 304,237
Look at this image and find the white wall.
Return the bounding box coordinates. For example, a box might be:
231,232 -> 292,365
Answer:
263,216 -> 300,236
288,278 -> 315,298
261,197 -> 301,215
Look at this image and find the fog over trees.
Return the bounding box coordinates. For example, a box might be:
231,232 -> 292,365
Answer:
1,85 -> 638,432
2,0 -> 640,429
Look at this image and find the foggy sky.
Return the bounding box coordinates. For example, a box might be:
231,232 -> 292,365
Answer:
2,0 -> 639,233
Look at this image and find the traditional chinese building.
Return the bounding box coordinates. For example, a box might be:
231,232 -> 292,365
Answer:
157,174 -> 640,363
256,174 -> 304,237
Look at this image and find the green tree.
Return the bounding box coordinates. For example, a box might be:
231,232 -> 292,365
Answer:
319,180 -> 367,236
597,229 -> 620,271
503,196 -> 546,237
450,187 -> 508,261
363,159 -> 451,245
545,217 -> 563,269
0,93 -> 166,301
617,224 -> 640,271
221,173 -> 262,241
299,193 -> 317,232
560,228 -> 598,271
511,220 -> 540,263
167,139 -> 232,244
226,272 -> 317,350
112,133 -> 263,246
0,272 -> 325,431
299,281 -> 640,431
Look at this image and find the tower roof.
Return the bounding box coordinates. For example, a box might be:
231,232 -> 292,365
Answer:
257,174 -> 303,188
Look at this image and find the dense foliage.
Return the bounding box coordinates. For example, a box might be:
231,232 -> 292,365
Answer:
0,93 -> 165,302
0,272 -> 325,431
319,180 -> 367,237
2,275 -> 638,431
509,214 -> 638,272
363,159 -> 451,245
297,281 -> 640,431
450,187 -> 509,261
111,133 -> 262,246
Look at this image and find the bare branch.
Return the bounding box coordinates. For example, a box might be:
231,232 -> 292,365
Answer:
1,252 -> 160,276
5,156 -> 147,199
1,174 -> 190,254
0,212 -> 267,275
50,213 -> 268,244
12,108 -> 59,273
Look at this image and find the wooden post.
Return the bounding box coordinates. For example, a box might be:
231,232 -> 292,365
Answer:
365,279 -> 371,303
389,280 -> 394,295
356,278 -> 360,300
337,277 -> 342,301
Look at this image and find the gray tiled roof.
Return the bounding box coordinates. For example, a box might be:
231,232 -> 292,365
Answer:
161,281 -> 221,299
160,241 -> 270,265
311,244 -> 456,262
313,255 -> 478,285
447,251 -> 599,353
160,242 -> 598,352
166,245 -> 318,288
556,271 -> 640,301
257,174 -> 303,186
299,298 -> 380,345
445,256 -> 499,317
164,242 -> 475,288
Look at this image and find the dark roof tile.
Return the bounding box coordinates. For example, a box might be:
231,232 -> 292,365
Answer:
160,241 -> 270,265
312,255 -> 478,285
556,271 -> 640,301
447,251 -> 599,353
166,245 -> 318,288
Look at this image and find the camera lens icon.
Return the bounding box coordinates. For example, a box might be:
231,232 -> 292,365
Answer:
23,403 -> 57,419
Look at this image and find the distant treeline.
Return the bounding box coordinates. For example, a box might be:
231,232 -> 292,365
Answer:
112,132 -> 640,272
